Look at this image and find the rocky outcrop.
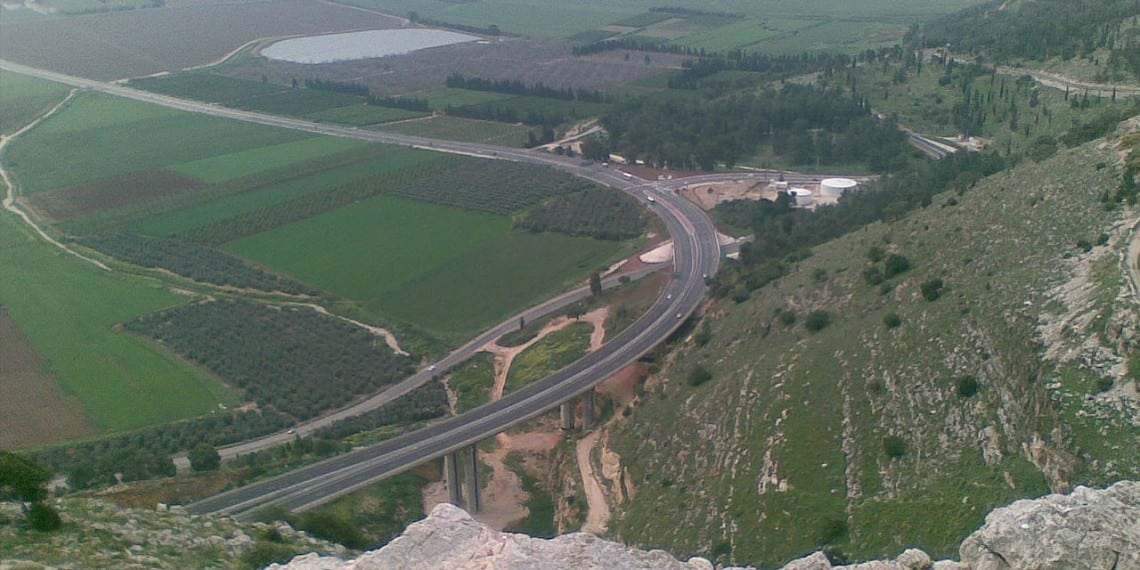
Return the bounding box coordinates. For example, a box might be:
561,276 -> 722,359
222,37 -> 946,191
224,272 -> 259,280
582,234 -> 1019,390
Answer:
958,480 -> 1138,570
268,502 -> 736,570
270,481 -> 1138,570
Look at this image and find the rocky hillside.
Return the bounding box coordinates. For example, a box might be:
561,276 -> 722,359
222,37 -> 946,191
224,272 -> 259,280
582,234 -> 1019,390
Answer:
268,481 -> 1138,570
597,123 -> 1140,566
0,498 -> 343,569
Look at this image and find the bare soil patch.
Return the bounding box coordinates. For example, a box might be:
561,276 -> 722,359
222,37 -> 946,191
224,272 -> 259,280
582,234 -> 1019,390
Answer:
30,170 -> 201,221
92,471 -> 243,509
0,308 -> 95,449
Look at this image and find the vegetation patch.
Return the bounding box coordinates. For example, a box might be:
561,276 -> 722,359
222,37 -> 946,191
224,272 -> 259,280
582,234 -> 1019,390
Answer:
125,299 -> 411,421
447,352 -> 497,413
505,323 -> 593,394
515,186 -> 646,240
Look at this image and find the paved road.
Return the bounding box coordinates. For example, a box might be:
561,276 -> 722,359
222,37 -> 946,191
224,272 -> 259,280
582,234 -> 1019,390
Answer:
0,60 -> 722,517
218,262 -> 666,459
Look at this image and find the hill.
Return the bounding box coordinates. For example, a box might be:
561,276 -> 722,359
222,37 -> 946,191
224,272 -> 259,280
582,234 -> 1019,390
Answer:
599,120 -> 1140,566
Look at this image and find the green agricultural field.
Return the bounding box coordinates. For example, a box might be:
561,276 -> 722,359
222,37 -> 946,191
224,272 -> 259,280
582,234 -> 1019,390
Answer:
382,231 -> 627,338
304,104 -> 427,126
221,194 -> 509,315
169,137 -> 366,184
129,72 -> 287,104
0,211 -> 239,431
374,116 -> 534,146
232,89 -> 365,116
132,148 -> 438,237
225,194 -> 628,339
6,92 -> 312,191
0,70 -> 70,135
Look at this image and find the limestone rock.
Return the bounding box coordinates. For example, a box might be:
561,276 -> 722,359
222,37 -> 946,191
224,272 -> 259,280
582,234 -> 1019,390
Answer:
268,483 -> 1138,570
959,480 -> 1139,570
267,503 -> 743,570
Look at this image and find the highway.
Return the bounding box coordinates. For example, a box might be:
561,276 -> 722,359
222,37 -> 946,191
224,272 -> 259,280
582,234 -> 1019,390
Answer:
0,60 -> 722,518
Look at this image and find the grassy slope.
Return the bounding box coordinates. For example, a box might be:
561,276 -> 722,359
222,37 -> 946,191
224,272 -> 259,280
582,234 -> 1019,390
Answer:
610,134 -> 1139,566
0,212 -> 239,430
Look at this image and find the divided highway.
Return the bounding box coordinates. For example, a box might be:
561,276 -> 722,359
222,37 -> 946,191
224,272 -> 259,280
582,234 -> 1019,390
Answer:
0,60 -> 722,519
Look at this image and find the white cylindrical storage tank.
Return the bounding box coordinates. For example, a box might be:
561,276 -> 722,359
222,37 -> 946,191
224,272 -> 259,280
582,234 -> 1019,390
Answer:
820,177 -> 857,197
790,187 -> 813,206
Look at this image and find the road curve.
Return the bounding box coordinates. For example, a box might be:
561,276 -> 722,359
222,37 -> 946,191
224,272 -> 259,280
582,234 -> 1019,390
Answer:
0,60 -> 721,518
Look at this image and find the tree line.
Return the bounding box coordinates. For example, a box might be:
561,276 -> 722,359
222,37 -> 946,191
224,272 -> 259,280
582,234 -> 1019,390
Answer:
595,82 -> 909,171
445,74 -> 610,103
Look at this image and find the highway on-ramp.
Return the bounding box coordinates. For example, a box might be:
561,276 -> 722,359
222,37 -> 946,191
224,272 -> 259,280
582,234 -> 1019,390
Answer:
0,60 -> 722,519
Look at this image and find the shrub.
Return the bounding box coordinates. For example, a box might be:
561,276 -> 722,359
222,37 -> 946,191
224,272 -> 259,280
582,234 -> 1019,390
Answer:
1076,238 -> 1093,252
813,268 -> 829,283
694,322 -> 712,347
920,278 -> 944,301
818,516 -> 848,544
240,541 -> 306,570
778,309 -> 797,326
804,310 -> 831,332
189,443 -> 221,472
956,376 -> 980,398
688,364 -> 713,387
26,502 -> 62,532
883,312 -> 902,329
297,511 -> 369,549
883,254 -> 911,278
1095,378 -> 1114,393
863,266 -> 884,285
866,246 -> 885,262
882,435 -> 907,459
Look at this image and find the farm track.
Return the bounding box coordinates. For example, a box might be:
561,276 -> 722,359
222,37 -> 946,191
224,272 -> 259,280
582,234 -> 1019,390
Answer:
0,89 -> 110,271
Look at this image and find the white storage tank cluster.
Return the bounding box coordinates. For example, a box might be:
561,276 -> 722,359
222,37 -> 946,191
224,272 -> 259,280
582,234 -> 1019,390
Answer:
790,187 -> 813,206
820,177 -> 857,197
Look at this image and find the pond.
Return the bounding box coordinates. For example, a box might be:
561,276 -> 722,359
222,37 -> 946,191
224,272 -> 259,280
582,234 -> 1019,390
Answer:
262,28 -> 480,64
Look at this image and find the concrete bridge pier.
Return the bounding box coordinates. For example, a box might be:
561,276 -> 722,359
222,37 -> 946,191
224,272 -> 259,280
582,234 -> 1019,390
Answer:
560,402 -> 575,430
462,444 -> 480,513
444,451 -> 461,506
582,388 -> 596,430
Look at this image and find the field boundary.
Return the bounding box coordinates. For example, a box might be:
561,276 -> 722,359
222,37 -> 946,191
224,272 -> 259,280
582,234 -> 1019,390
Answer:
0,89 -> 110,271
